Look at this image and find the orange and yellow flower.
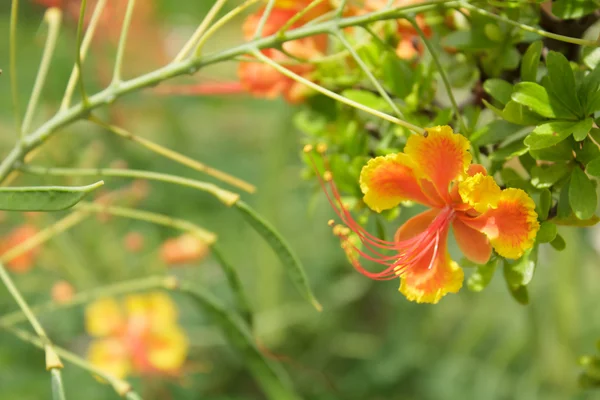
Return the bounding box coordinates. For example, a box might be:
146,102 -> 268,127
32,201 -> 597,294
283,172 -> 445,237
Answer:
310,126 -> 539,304
238,1 -> 331,103
0,224 -> 40,273
86,293 -> 188,378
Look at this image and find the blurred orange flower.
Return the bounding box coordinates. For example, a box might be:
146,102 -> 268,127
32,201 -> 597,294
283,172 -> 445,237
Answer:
0,225 -> 40,273
124,231 -> 145,253
160,234 -> 210,265
238,1 -> 331,103
86,293 -> 188,379
52,280 -> 75,303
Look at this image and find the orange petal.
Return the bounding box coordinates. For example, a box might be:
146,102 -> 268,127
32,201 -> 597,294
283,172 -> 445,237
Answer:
359,153 -> 435,212
394,209 -> 439,242
458,173 -> 502,213
460,188 -> 539,259
452,218 -> 492,264
404,125 -> 471,201
398,228 -> 464,304
467,164 -> 487,176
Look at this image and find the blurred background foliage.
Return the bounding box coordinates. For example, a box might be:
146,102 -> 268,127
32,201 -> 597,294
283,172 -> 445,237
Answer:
0,1 -> 599,399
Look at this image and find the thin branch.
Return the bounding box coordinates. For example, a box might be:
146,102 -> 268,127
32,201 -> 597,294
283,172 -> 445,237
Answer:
277,0 -> 326,36
251,49 -> 424,134
253,0 -> 276,39
22,8 -> 62,134
60,0 -> 107,111
74,0 -> 90,107
112,0 -> 136,84
19,164 -> 240,206
10,0 -> 22,140
173,0 -> 229,62
87,116 -> 256,193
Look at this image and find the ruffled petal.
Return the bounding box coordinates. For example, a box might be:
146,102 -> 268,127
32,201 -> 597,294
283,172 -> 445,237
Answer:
452,218 -> 492,264
360,153 -> 435,212
458,173 -> 502,213
398,230 -> 464,304
404,125 -> 472,200
87,338 -> 131,379
460,188 -> 539,259
85,298 -> 125,338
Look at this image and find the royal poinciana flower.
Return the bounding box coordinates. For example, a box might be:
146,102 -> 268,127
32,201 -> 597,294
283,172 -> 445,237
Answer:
238,1 -> 330,103
310,126 -> 539,304
86,293 -> 188,378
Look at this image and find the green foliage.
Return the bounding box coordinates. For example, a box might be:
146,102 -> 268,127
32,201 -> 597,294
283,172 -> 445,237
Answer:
0,182 -> 103,211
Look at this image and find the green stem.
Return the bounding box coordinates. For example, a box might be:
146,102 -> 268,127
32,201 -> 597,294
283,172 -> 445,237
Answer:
87,116 -> 255,193
22,8 -> 62,134
0,275 -> 167,328
51,369 -> 67,400
277,0 -> 326,36
20,164 -> 240,206
173,0 -> 229,62
2,325 -> 138,398
60,0 -> 107,111
252,49 -> 423,133
74,0 -> 90,107
335,0 -> 348,18
112,0 -> 136,84
460,2 -> 600,47
10,0 -> 22,140
334,29 -> 405,119
195,0 -> 262,56
410,19 -> 468,135
254,0 -> 276,39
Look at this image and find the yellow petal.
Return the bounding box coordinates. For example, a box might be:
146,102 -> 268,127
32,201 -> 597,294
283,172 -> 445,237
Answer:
458,173 -> 502,213
87,338 -> 131,379
147,325 -> 189,372
461,188 -> 540,259
360,153 -> 434,212
85,298 -> 125,337
404,125 -> 472,199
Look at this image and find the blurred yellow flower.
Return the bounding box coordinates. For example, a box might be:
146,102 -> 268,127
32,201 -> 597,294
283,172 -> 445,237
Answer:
85,292 -> 188,379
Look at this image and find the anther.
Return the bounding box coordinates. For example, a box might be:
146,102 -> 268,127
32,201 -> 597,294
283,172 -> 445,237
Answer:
327,219 -> 335,227
323,171 -> 333,181
303,144 -> 313,153
316,143 -> 327,153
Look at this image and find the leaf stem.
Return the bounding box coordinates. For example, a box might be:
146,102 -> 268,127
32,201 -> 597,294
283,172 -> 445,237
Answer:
112,0 -> 136,84
173,0 -> 229,62
194,0 -> 262,56
87,116 -> 255,193
74,0 -> 90,107
75,202 -> 217,244
460,2 -> 600,47
22,8 -> 62,134
409,19 -> 468,135
276,0 -> 326,36
10,0 -> 22,140
60,0 -> 107,111
251,49 -> 423,133
19,164 -> 240,206
51,369 -> 67,400
253,0 -> 276,39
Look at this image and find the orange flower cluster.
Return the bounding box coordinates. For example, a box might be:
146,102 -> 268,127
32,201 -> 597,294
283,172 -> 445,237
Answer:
0,225 -> 40,273
238,0 -> 332,103
86,293 -> 188,378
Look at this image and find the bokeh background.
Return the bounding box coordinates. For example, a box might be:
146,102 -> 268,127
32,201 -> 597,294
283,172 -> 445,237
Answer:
0,1 -> 599,399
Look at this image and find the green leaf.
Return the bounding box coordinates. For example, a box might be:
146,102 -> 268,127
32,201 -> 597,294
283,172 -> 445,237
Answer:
0,182 -> 103,211
575,138 -> 600,165
520,41 -> 543,82
382,53 -> 414,99
512,82 -> 574,119
482,99 -> 505,119
529,137 -> 574,161
536,221 -> 558,243
506,283 -> 529,305
546,51 -> 583,116
483,79 -> 513,105
581,66 -> 600,114
525,120 -> 582,150
489,140 -> 528,161
502,100 -> 546,125
530,163 -> 570,188
504,247 -> 538,287
554,214 -> 600,226
537,188 -> 552,220
470,120 -> 522,146
569,168 -> 597,220
572,118 -> 594,141
557,178 -> 572,218
550,234 -> 566,251
467,258 -> 498,292
235,201 -> 322,311
552,0 -> 600,18
586,156 -> 600,177
177,281 -> 301,400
